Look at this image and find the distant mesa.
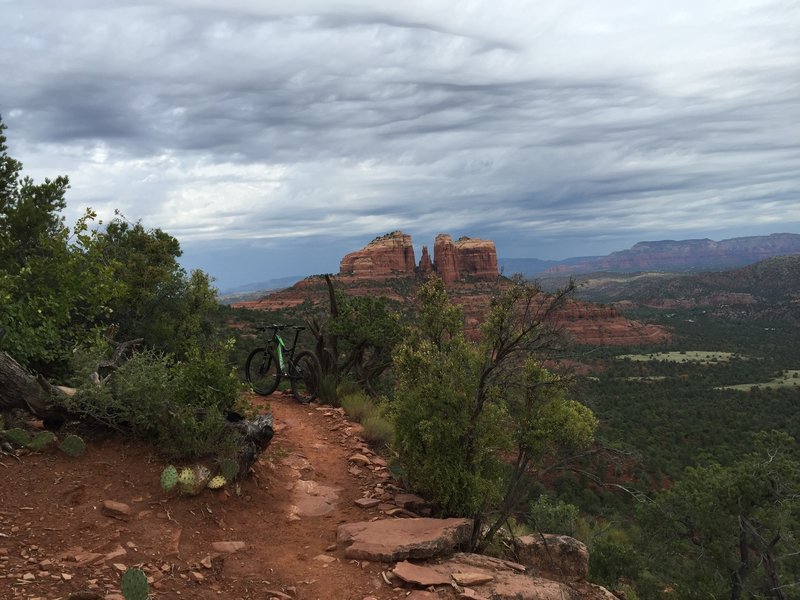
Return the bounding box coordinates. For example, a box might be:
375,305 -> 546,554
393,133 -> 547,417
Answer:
338,231 -> 499,284
540,233 -> 800,275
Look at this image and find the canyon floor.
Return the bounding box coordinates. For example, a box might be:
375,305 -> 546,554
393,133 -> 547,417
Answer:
0,392 -> 411,600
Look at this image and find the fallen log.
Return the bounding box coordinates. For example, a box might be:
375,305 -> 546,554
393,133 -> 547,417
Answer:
0,351 -> 67,421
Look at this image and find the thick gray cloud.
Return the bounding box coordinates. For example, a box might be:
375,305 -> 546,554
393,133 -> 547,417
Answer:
1,0 -> 798,288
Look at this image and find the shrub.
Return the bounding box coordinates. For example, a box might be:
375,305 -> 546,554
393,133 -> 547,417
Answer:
361,413 -> 394,447
67,346 -> 239,459
340,392 -> 374,422
336,377 -> 362,400
316,372 -> 339,406
527,495 -> 582,537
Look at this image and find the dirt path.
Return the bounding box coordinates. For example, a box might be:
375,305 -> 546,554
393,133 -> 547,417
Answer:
0,392 -> 408,600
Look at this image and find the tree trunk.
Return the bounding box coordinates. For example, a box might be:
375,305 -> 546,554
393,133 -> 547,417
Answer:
0,351 -> 67,421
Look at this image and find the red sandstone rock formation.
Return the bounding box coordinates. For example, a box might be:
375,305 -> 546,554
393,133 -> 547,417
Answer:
454,236 -> 499,280
433,234 -> 459,284
418,245 -> 433,277
433,234 -> 498,284
339,231 -> 416,279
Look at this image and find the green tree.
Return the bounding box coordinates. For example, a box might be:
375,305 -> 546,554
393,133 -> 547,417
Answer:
641,431 -> 800,599
393,276 -> 597,549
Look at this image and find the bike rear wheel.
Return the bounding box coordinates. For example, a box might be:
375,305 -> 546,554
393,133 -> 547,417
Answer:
290,350 -> 321,404
246,348 -> 280,396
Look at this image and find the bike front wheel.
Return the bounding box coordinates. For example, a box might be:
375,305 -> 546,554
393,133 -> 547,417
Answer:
245,348 -> 280,396
290,350 -> 321,404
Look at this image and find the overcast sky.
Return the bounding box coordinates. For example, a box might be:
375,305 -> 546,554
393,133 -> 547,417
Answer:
2,0 -> 798,289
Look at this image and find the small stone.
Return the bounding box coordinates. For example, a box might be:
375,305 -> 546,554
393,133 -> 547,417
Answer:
113,563 -> 127,571
62,573 -> 74,580
200,556 -> 213,569
22,572 -> 35,580
211,541 -> 246,553
349,454 -> 372,466
191,571 -> 204,581
313,554 -> 336,564
354,497 -> 380,509
100,501 -> 132,522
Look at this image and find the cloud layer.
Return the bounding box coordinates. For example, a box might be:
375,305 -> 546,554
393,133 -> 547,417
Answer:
2,0 -> 798,287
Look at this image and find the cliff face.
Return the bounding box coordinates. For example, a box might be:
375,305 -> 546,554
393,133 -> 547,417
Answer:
339,232 -> 416,279
338,232 -> 500,284
433,234 -> 499,284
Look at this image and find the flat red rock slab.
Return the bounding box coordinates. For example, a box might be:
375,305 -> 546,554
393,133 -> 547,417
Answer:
392,560 -> 452,586
337,517 -> 472,561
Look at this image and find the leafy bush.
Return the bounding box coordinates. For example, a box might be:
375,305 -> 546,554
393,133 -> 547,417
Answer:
528,495 -> 582,537
66,346 -> 239,459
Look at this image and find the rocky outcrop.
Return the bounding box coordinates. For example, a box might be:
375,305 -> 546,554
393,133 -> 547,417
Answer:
434,234 -> 499,284
339,231 -> 416,279
515,534 -> 589,580
336,517 -> 473,561
388,552 -> 617,600
336,232 -> 499,284
419,245 -> 433,277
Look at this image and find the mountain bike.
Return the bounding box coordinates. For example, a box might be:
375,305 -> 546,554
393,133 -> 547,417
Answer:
245,324 -> 321,403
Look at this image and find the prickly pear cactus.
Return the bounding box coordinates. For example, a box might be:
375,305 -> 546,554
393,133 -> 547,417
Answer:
27,431 -> 56,451
219,458 -> 239,481
59,434 -> 86,457
120,567 -> 149,600
176,465 -> 211,495
160,465 -> 179,491
207,475 -> 227,489
2,428 -> 31,447
177,467 -> 195,489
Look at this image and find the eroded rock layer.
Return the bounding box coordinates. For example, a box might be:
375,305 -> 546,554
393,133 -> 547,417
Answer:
339,231 -> 416,279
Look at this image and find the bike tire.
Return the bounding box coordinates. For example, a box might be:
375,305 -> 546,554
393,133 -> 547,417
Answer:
245,348 -> 280,396
290,350 -> 321,404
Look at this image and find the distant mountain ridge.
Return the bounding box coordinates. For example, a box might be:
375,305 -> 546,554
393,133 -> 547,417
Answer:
500,233 -> 800,276
572,256 -> 800,321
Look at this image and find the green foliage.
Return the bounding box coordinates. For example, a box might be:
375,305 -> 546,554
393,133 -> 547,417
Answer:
316,372 -> 339,405
328,290 -> 406,392
58,434 -> 86,457
120,567 -> 149,600
66,347 -> 239,459
361,414 -> 394,447
528,495 -> 581,537
393,277 -> 594,549
588,530 -> 642,589
640,431 -> 800,599
336,377 -> 362,399
340,392 -> 374,422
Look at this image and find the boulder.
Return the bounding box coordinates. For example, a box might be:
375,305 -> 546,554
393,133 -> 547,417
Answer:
515,534 -> 589,580
336,517 -> 472,561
